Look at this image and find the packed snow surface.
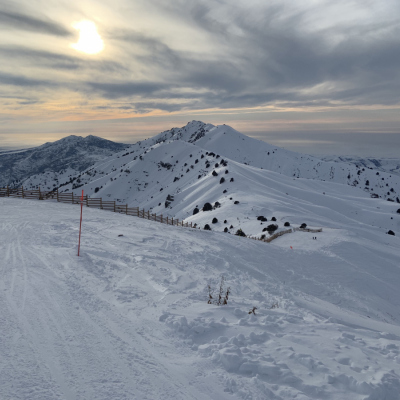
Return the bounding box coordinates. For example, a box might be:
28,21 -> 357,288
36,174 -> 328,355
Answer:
1,197 -> 400,399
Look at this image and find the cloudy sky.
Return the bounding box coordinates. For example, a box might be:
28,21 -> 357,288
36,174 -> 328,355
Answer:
1,0 -> 399,156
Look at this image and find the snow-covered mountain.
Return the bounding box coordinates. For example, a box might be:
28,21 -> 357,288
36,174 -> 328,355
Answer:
0,135 -> 128,188
2,124 -> 400,399
17,121 -> 400,238
323,155 -> 400,177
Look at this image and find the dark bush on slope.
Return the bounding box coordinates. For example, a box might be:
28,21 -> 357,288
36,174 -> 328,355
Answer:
235,229 -> 246,237
203,202 -> 213,211
284,222 -> 290,227
257,216 -> 267,222
300,223 -> 307,229
387,230 -> 395,236
212,218 -> 218,224
204,224 -> 211,230
193,207 -> 199,215
266,224 -> 278,232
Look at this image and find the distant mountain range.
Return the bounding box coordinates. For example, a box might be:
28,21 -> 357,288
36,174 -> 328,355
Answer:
1,121 -> 399,237
322,155 -> 400,177
0,135 -> 128,188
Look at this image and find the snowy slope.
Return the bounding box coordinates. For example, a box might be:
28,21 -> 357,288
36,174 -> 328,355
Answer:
1,197 -> 400,400
323,156 -> 400,178
0,135 -> 128,188
17,122 -> 399,240
20,122 -> 400,206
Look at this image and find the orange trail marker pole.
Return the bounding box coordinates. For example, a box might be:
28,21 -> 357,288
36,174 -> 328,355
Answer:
78,190 -> 84,256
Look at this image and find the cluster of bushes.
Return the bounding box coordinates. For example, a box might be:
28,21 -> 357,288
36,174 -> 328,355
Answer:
262,224 -> 278,233
165,194 -> 174,208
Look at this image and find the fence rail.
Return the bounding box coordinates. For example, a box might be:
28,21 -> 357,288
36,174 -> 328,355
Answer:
0,186 -> 194,229
1,186 -> 323,241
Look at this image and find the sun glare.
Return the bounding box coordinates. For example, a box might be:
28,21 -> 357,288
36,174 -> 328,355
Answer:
71,20 -> 104,55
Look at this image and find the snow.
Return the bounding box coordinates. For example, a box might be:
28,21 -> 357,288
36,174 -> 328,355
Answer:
1,197 -> 400,399
0,135 -> 127,188
2,120 -> 400,398
19,121 -> 400,210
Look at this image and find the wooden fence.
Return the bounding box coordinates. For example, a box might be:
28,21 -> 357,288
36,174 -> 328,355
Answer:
0,187 -> 194,228
0,186 -> 323,241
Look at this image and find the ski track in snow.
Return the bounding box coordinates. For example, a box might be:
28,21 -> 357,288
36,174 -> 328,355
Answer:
0,200 -> 223,399
1,198 -> 400,399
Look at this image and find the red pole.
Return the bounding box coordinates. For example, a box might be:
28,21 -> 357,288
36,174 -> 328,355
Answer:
78,190 -> 84,256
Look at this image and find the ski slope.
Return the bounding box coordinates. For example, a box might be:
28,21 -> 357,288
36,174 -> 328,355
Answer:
1,197 -> 400,399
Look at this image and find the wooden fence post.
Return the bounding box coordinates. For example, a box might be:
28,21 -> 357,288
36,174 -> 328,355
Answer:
71,192 -> 74,203
147,210 -> 150,220
57,189 -> 59,202
166,216 -> 169,224
113,201 -> 116,212
126,204 -> 128,214
6,186 -> 9,197
86,195 -> 89,207
39,186 -> 42,200
21,186 -> 24,198
172,217 -> 174,225
161,214 -> 163,223
100,198 -> 103,209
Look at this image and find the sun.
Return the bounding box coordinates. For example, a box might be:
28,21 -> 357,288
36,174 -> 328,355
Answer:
71,20 -> 104,55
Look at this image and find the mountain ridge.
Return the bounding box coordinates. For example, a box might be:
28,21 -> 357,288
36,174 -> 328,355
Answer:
14,121 -> 400,239
0,134 -> 128,188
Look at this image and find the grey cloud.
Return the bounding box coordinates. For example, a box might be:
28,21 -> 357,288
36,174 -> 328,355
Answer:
0,72 -> 55,88
0,46 -> 128,73
112,30 -> 181,69
0,10 -> 72,36
87,81 -> 172,99
139,0 -> 400,110
18,99 -> 40,105
1,0 -> 399,115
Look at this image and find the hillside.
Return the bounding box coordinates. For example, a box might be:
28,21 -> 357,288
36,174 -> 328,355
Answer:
18,121 -> 400,239
0,135 -> 128,188
323,156 -> 400,177
1,196 -> 400,399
